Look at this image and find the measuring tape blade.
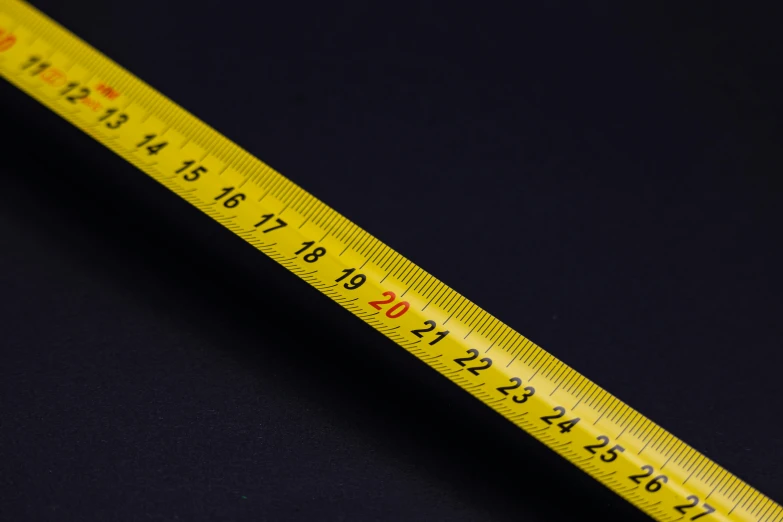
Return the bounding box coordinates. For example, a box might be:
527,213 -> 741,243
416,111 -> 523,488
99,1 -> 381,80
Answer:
0,1 -> 779,520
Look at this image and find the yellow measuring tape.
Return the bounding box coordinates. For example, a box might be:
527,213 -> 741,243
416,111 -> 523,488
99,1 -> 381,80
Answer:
0,1 -> 779,520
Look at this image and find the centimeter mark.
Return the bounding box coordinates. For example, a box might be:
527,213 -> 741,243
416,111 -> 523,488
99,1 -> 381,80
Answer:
0,1 -> 779,521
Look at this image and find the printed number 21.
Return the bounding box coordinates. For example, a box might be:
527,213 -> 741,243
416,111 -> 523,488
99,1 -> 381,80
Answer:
411,320 -> 449,345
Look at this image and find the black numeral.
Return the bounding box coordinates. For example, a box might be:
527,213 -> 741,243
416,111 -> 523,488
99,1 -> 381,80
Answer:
453,348 -> 479,366
97,108 -> 117,121
511,386 -> 535,403
583,436 -> 607,453
466,358 -> 492,375
429,330 -> 449,345
583,436 -> 625,462
21,56 -> 49,75
453,349 -> 492,375
176,160 -> 207,181
295,241 -> 326,263
59,81 -> 79,96
674,496 -> 715,520
98,108 -> 129,129
540,406 -> 566,424
335,268 -> 366,290
411,320 -> 435,337
254,213 -> 287,233
65,87 -> 90,104
20,55 -> 40,70
30,62 -> 50,75
496,377 -> 522,395
214,187 -> 245,208
628,465 -> 652,484
410,320 -> 450,345
555,417 -> 580,433
496,377 -> 536,404
540,406 -> 580,433
629,465 -> 668,492
136,134 -> 168,155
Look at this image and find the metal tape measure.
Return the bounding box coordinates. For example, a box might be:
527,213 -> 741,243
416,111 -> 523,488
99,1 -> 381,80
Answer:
0,1 -> 779,520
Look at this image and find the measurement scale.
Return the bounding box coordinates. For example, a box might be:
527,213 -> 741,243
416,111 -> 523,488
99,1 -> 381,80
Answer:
0,1 -> 779,519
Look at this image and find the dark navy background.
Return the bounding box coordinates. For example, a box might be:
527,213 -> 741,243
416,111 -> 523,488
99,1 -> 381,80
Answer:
1,2 -> 781,520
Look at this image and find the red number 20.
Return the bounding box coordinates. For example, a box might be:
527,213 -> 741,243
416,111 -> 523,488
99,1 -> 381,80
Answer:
368,291 -> 410,319
0,31 -> 17,52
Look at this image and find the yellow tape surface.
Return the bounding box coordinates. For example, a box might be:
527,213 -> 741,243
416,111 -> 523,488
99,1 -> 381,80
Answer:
0,1 -> 780,520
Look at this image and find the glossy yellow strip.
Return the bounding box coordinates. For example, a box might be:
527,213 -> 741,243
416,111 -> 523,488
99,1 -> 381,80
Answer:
0,1 -> 779,520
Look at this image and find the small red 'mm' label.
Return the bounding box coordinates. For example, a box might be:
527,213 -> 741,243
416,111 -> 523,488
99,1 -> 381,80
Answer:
95,82 -> 120,100
81,96 -> 102,112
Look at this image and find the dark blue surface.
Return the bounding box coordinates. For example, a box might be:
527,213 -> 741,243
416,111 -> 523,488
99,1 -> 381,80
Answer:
1,2 -> 781,520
